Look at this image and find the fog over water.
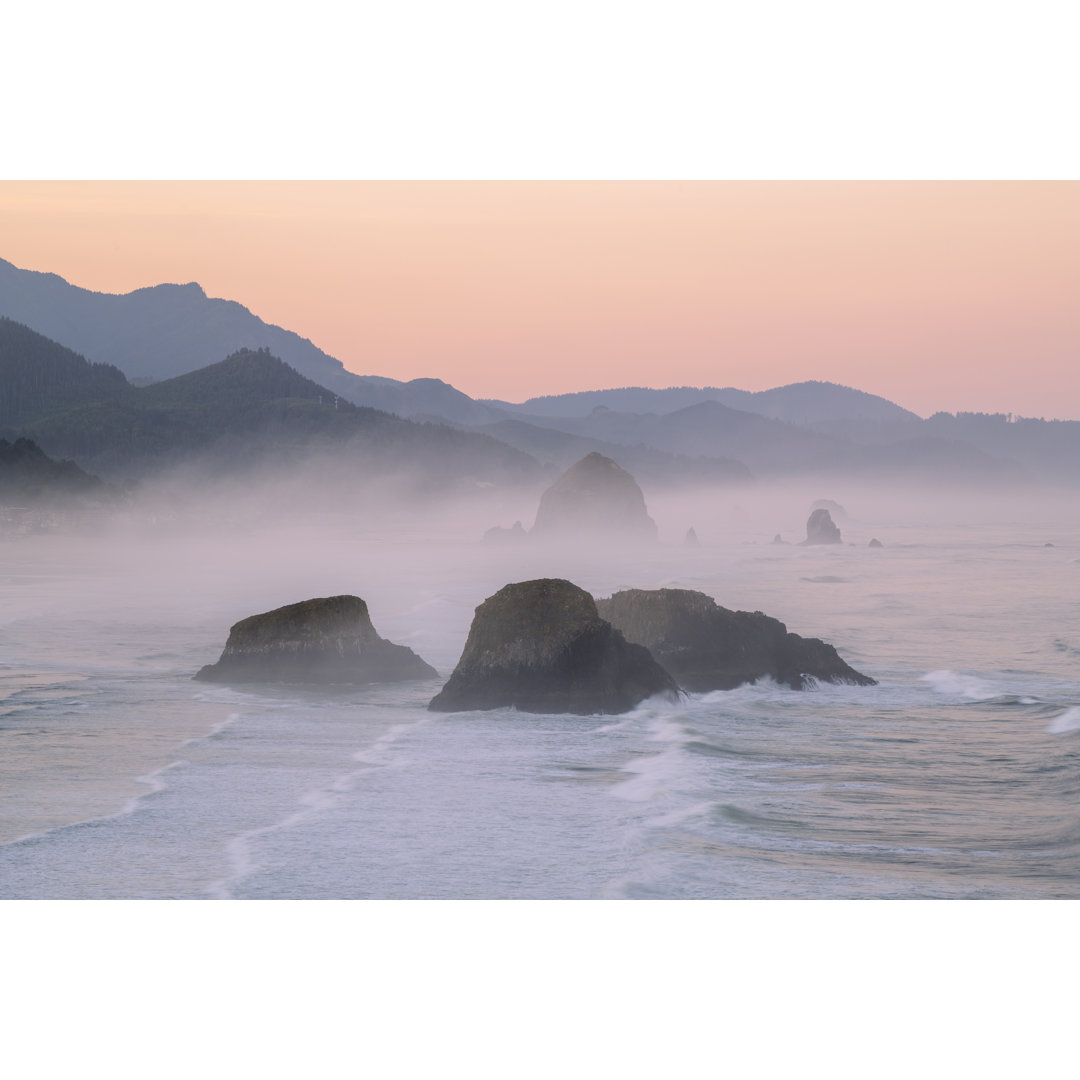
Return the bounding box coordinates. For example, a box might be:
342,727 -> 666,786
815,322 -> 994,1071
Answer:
2,473 -> 1078,898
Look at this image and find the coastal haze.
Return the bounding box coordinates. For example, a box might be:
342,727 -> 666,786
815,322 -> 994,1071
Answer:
1,182 -> 1078,898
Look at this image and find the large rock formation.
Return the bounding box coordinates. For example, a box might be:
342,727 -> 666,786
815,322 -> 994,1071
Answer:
428,578 -> 680,714
194,595 -> 437,685
596,588 -> 875,692
802,507 -> 842,545
530,453 -> 658,541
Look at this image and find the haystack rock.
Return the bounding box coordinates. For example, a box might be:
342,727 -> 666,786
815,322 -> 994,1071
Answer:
194,595 -> 437,685
530,453 -> 658,541
428,578 -> 680,714
685,527 -> 700,547
596,588 -> 876,692
802,508 -> 842,545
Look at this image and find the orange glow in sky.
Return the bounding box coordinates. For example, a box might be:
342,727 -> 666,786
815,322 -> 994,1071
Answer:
1,181 -> 1078,418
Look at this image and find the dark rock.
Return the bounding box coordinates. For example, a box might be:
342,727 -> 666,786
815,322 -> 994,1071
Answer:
596,588 -> 876,692
194,595 -> 437,685
802,508 -> 842,545
868,538 -> 884,548
428,578 -> 680,714
772,533 -> 788,545
684,527 -> 700,547
483,520 -> 528,544
530,452 -> 657,541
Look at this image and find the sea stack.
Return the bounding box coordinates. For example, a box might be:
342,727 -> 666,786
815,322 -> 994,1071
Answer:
802,508 -> 842,545
482,521 -> 528,544
194,595 -> 437,685
596,588 -> 876,692
530,453 -> 658,541
428,578 -> 680,714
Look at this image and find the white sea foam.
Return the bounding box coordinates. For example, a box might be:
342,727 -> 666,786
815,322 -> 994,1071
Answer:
209,716 -> 430,897
922,669 -> 1000,701
120,760 -> 187,815
1046,707 -> 1080,734
609,711 -> 692,803
181,711 -> 242,745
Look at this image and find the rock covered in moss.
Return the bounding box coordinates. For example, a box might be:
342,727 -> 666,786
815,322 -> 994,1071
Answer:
596,587 -> 875,692
428,578 -> 679,714
530,453 -> 658,541
194,595 -> 437,685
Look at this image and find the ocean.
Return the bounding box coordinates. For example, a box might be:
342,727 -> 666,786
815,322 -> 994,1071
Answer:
2,484 -> 1078,899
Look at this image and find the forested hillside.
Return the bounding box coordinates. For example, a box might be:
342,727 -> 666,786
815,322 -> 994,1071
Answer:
0,316 -> 129,426
0,322 -> 547,491
0,436 -> 110,503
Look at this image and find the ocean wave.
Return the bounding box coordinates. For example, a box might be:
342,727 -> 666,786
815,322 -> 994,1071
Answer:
922,670 -> 1003,701
2,758 -> 188,850
181,712 -> 242,745
609,717 -> 691,803
1046,707 -> 1080,734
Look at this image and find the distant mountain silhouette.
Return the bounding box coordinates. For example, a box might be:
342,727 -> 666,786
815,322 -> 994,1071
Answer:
490,398 -> 1033,483
0,258 -> 503,424
499,399 -> 850,476
485,380 -> 919,426
4,259 -> 1075,487
919,412 -> 1080,484
0,436 -> 110,504
0,321 -> 545,489
470,417 -> 754,487
0,316 -> 129,427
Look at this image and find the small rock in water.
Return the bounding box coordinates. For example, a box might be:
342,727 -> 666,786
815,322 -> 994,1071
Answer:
685,527 -> 700,547
868,538 -> 884,548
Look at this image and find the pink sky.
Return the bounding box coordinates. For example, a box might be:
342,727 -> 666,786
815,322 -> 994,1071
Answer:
1,181 -> 1077,419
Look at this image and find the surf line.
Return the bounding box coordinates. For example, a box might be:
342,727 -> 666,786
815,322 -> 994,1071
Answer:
206,714 -> 435,899
0,758 -> 189,850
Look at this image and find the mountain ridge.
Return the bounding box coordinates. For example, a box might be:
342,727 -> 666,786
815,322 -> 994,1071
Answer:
0,258 -> 504,425
483,380 -> 921,425
0,320 -> 547,490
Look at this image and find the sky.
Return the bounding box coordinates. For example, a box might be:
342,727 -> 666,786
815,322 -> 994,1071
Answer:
2,180 -> 1079,420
